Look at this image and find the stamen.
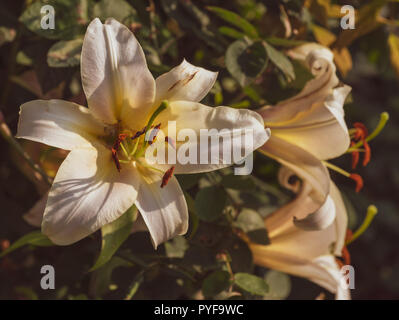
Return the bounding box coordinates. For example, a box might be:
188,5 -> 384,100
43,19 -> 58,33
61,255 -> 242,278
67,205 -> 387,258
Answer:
148,123 -> 161,145
323,161 -> 364,192
346,205 -> 378,245
111,148 -> 121,172
362,140 -> 371,167
347,112 -> 389,151
349,173 -> 363,192
161,166 -> 175,188
131,127 -> 146,140
353,122 -> 368,140
351,142 -> 359,169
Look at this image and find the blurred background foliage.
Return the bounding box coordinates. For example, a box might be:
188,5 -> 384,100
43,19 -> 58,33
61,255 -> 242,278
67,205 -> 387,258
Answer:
0,0 -> 398,300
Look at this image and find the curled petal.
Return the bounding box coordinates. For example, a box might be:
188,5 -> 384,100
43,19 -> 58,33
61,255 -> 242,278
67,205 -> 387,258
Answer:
154,59 -> 218,107
293,195 -> 336,231
259,44 -> 351,160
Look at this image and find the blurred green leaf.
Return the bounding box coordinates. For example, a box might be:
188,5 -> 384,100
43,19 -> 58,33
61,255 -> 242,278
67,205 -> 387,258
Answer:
0,231 -> 53,258
221,174 -> 255,190
93,0 -> 138,24
234,272 -> 269,295
89,256 -> 132,299
202,270 -> 231,297
264,41 -> 295,81
234,208 -> 269,245
165,236 -> 188,258
161,0 -> 225,52
90,205 -> 138,271
218,26 -> 246,39
47,38 -> 83,67
19,0 -> 88,40
225,38 -> 268,87
263,270 -> 291,300
207,6 -> 258,39
195,186 -> 227,222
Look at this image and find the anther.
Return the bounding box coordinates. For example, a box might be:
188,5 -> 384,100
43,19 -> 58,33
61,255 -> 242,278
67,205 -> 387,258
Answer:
363,140 -> 371,167
148,123 -> 161,145
349,173 -> 363,192
161,166 -> 175,188
111,148 -> 121,172
132,127 -> 146,140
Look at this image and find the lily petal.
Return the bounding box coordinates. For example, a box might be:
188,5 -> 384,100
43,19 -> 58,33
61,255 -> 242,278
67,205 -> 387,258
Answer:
293,195 -> 336,231
250,247 -> 349,299
152,100 -> 269,174
330,181 -> 348,256
135,167 -> 188,248
81,18 -> 155,126
154,59 -> 218,107
260,136 -> 330,204
17,99 -> 104,150
42,145 -> 140,245
259,46 -> 351,160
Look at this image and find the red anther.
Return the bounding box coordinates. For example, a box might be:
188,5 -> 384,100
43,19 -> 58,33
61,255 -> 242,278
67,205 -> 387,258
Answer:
111,148 -> 121,172
161,166 -> 175,188
351,142 -> 359,169
341,246 -> 351,265
335,257 -> 344,269
353,122 -> 368,140
165,136 -> 176,149
0,239 -> 10,251
148,123 -> 161,145
349,173 -> 363,192
132,127 -> 146,140
363,140 -> 371,167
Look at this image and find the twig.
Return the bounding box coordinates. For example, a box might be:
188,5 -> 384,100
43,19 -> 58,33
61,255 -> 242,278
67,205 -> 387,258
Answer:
0,111 -> 52,186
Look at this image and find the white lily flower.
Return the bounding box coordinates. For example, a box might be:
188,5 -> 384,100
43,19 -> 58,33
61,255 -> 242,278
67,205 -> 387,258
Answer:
249,169 -> 350,300
16,18 -> 269,247
258,43 -> 351,230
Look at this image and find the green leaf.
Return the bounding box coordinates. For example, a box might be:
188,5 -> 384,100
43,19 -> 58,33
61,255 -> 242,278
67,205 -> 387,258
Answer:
89,256 -> 132,299
165,236 -> 188,258
221,174 -> 255,190
161,0 -> 225,52
194,186 -> 227,222
93,0 -> 139,24
47,38 -> 83,67
202,270 -> 231,297
218,26 -> 246,39
234,208 -> 270,245
90,205 -> 137,271
265,37 -> 308,47
207,6 -> 258,39
0,231 -> 53,258
263,270 -> 291,300
234,272 -> 269,296
225,38 -> 268,87
263,41 -> 295,81
19,0 -> 89,40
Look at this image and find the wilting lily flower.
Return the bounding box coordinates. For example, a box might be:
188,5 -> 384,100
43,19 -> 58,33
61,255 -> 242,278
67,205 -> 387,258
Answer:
248,167 -> 350,300
16,18 -> 269,247
258,43 -> 351,230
